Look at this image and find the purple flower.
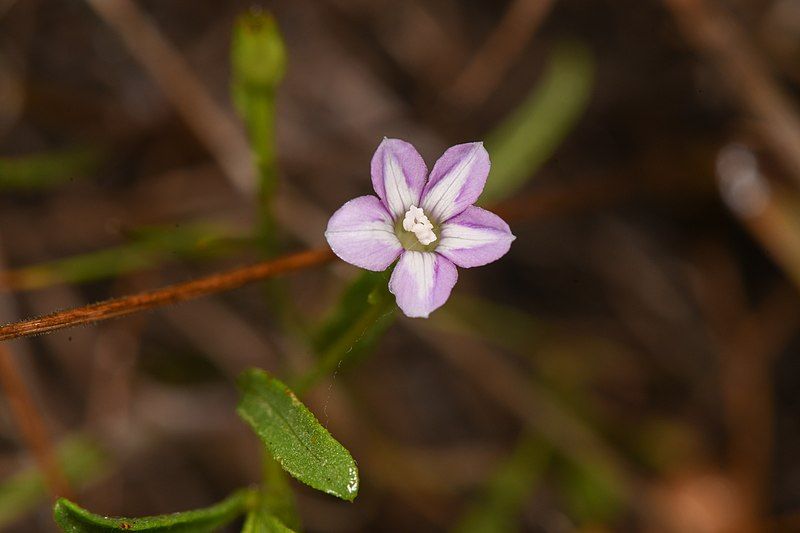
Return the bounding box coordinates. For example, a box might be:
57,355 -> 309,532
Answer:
325,138 -> 516,318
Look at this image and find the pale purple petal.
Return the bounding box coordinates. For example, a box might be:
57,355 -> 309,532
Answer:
389,251 -> 457,318
437,206 -> 515,268
371,138 -> 428,218
421,142 -> 490,222
325,195 -> 402,271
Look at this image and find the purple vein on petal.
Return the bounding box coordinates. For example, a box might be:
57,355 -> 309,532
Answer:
371,138 -> 427,218
437,206 -> 515,268
421,142 -> 490,223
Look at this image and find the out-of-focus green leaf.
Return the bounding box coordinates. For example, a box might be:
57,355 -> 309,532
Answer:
455,436 -> 548,533
294,270 -> 395,393
557,458 -> 623,526
242,504 -> 295,533
0,148 -> 102,191
434,294 -> 544,354
231,9 -> 286,251
53,489 -> 253,532
237,369 -> 359,501
1,222 -> 244,290
0,435 -> 109,529
480,41 -> 594,204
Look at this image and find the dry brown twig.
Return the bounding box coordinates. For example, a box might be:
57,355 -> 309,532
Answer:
0,235 -> 72,500
0,248 -> 334,342
83,0 -> 255,194
722,286 -> 797,528
717,144 -> 800,290
0,344 -> 72,498
448,0 -> 555,109
664,0 -> 800,186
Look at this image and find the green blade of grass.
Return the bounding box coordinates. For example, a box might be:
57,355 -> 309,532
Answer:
0,147 -> 102,191
2,222 -> 245,290
480,41 -> 594,204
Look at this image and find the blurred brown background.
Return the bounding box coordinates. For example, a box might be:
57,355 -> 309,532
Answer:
2,0 -> 800,531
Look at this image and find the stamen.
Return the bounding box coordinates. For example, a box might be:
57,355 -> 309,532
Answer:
402,205 -> 437,245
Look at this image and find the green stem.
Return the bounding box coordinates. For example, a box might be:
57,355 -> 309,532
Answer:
293,293 -> 395,395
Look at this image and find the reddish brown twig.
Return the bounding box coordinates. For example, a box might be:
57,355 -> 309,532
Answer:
0,344 -> 72,498
0,248 -> 334,342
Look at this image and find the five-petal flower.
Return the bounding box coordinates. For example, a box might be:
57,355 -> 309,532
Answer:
325,138 -> 515,318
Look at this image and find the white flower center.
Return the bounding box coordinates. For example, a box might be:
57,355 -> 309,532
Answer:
402,205 -> 437,246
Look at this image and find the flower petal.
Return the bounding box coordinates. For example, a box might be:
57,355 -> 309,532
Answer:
437,206 -> 516,268
389,251 -> 457,318
421,142 -> 490,222
371,138 -> 428,218
325,195 -> 402,271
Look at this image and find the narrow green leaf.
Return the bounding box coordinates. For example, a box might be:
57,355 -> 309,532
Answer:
480,41 -> 594,204
0,147 -> 102,191
237,369 -> 359,501
3,222 -> 243,290
53,489 -> 253,532
242,506 -> 295,533
0,435 -> 109,529
455,436 -> 548,533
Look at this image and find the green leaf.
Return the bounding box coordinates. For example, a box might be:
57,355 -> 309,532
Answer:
480,41 -> 594,204
0,147 -> 102,191
455,436 -> 548,533
0,435 -> 109,529
237,369 -> 359,501
242,506 -> 295,533
53,489 -> 253,532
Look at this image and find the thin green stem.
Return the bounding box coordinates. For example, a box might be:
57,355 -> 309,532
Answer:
293,293 -> 395,395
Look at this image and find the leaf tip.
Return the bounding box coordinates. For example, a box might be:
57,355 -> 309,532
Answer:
344,464 -> 359,501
